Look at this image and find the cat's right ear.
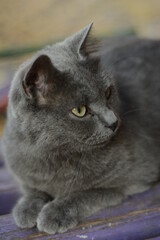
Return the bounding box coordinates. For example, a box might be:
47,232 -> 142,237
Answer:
67,23 -> 99,60
22,54 -> 58,103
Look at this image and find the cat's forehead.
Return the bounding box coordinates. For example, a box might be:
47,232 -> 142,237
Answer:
60,63 -> 108,102
59,69 -> 100,103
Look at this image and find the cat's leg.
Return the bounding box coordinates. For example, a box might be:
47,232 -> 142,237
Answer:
13,186 -> 52,228
37,188 -> 123,234
124,183 -> 151,196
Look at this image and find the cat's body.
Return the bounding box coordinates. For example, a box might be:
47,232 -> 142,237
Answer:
2,24 -> 160,234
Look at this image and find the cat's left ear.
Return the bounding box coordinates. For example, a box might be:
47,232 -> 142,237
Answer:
22,54 -> 59,103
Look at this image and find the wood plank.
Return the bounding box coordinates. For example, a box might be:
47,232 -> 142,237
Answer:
0,167 -> 20,215
0,167 -> 19,192
147,237 -> 160,240
1,184 -> 160,240
0,142 -> 4,166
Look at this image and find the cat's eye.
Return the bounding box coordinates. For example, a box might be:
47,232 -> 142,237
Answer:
106,87 -> 112,100
72,105 -> 87,118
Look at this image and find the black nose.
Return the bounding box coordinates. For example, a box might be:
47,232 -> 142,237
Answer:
109,121 -> 118,131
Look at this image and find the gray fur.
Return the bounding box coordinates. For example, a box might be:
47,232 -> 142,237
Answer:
2,24 -> 160,234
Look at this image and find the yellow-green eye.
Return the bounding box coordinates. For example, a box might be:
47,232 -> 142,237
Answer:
72,105 -> 87,118
106,87 -> 111,100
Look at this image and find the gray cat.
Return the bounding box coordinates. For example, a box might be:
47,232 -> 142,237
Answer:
2,23 -> 160,234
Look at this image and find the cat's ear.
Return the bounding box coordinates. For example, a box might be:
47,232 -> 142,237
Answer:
77,23 -> 94,59
22,55 -> 57,102
68,23 -> 99,60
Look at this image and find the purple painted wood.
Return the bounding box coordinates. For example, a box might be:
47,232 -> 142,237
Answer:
0,167 -> 20,215
147,237 -> 160,240
0,142 -> 20,215
0,190 -> 20,215
0,143 -> 4,167
0,184 -> 160,240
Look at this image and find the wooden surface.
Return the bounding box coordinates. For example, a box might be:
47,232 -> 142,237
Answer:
0,167 -> 20,215
0,142 -> 20,216
1,183 -> 160,239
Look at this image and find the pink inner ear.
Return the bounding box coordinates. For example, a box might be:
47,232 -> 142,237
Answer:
23,54 -> 59,100
35,72 -> 45,89
35,72 -> 49,97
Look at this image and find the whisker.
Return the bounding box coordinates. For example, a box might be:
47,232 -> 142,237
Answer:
124,128 -> 160,142
122,108 -> 150,117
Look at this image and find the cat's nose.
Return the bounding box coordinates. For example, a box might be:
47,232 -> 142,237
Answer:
108,120 -> 118,131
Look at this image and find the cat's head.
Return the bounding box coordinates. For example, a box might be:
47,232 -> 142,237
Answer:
9,23 -> 121,152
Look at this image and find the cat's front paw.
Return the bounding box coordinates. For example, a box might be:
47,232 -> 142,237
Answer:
13,197 -> 47,228
37,201 -> 78,234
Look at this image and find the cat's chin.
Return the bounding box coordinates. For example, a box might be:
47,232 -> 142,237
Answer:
77,133 -> 116,150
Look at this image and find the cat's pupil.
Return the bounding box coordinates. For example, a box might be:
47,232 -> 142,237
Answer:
106,87 -> 111,99
78,106 -> 81,113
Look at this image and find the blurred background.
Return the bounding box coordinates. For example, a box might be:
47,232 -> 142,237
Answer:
0,0 -> 160,215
